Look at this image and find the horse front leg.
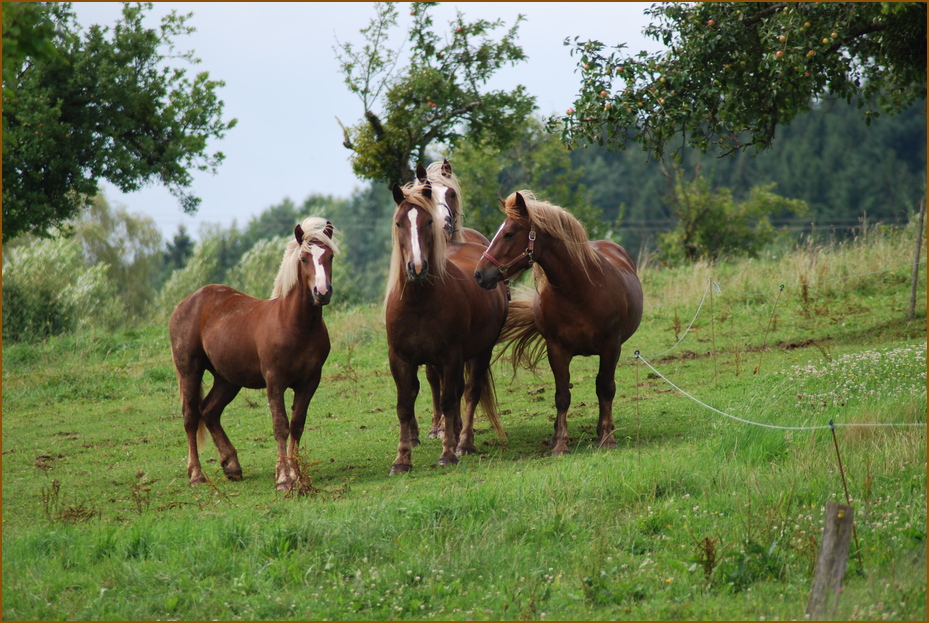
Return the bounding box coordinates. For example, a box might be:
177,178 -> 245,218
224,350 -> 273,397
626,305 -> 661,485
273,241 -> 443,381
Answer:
438,357 -> 465,466
287,369 -> 322,461
389,354 -> 418,475
547,343 -> 573,455
425,364 -> 444,439
595,346 -> 621,449
267,380 -> 296,491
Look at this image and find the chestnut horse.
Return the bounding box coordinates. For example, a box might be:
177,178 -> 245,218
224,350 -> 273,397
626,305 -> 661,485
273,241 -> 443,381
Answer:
474,191 -> 643,455
169,217 -> 339,491
414,160 -> 491,440
385,180 -> 508,474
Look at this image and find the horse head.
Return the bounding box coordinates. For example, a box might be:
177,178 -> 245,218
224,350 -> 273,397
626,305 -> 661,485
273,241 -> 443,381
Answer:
294,219 -> 336,305
390,181 -> 448,284
474,191 -> 536,290
417,160 -> 459,240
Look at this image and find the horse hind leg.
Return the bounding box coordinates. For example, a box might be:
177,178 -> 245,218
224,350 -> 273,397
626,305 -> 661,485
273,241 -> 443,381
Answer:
178,374 -> 207,485
200,377 -> 243,481
425,364 -> 444,439
594,347 -> 621,450
456,352 -> 491,456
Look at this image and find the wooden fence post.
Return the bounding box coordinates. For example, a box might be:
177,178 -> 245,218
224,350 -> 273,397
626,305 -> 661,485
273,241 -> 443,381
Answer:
908,196 -> 926,320
806,501 -> 855,619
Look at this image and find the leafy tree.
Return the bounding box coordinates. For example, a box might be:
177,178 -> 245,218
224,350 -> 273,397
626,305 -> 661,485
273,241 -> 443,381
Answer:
325,184 -> 395,305
658,171 -> 808,264
241,194 -> 349,252
335,1 -> 536,184
448,116 -> 609,239
552,2 -> 926,159
2,2 -> 237,242
70,194 -> 164,318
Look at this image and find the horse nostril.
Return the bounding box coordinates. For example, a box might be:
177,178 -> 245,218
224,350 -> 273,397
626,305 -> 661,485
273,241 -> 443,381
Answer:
474,270 -> 483,285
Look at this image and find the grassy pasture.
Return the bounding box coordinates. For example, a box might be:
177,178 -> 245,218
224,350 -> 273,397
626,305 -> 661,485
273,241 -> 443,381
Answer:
1,227 -> 926,620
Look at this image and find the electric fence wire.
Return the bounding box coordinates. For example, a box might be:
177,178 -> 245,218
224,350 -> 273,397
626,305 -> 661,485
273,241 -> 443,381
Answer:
634,351 -> 927,432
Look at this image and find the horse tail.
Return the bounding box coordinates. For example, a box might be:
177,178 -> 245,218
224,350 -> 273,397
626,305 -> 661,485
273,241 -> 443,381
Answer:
496,295 -> 547,375
197,419 -> 209,449
476,365 -> 507,442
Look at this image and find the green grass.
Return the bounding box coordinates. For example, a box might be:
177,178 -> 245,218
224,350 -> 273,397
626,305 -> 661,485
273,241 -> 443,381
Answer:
2,227 -> 926,620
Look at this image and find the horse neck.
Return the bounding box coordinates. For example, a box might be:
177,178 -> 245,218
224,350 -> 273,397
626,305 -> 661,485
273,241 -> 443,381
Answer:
279,283 -> 323,327
533,234 -> 594,298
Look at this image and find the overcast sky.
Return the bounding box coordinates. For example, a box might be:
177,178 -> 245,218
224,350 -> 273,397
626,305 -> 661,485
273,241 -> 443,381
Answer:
70,2 -> 662,241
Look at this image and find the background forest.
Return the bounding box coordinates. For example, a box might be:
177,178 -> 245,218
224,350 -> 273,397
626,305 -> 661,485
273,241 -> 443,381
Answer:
2,95 -> 925,344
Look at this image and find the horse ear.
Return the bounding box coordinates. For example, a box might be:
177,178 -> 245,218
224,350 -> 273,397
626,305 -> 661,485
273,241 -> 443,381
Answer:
323,220 -> 334,240
514,192 -> 529,218
294,224 -> 304,243
390,182 -> 405,205
441,159 -> 452,178
415,162 -> 428,182
421,181 -> 432,200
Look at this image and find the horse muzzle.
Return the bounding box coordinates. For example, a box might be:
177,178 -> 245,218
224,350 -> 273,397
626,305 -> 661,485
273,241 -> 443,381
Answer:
406,260 -> 429,282
313,285 -> 333,306
473,267 -> 500,290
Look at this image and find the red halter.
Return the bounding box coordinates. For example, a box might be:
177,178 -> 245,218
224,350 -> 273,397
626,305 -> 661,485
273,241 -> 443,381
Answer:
481,229 -> 536,299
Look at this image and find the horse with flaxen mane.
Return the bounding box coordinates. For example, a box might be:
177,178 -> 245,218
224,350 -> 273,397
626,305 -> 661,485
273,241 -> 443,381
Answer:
413,160 -> 491,439
169,217 -> 339,491
474,191 -> 643,455
384,179 -> 508,475
416,159 -> 490,245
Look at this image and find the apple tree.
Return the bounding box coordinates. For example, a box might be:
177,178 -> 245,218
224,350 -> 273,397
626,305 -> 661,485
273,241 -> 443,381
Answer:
550,2 -> 926,159
335,1 -> 536,184
2,2 -> 237,242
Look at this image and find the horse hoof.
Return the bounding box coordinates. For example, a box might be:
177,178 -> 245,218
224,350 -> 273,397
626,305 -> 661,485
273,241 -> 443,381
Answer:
438,456 -> 459,467
551,448 -> 571,456
189,475 -> 207,486
455,446 -> 477,457
389,464 -> 412,476
411,438 -> 421,448
427,429 -> 444,439
225,472 -> 243,481
277,481 -> 293,492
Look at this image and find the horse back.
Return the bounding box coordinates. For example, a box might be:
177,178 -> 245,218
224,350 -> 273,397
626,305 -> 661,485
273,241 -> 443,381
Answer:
591,239 -> 637,274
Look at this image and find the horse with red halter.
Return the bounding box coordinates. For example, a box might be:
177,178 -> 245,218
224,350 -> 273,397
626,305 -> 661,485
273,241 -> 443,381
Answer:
414,160 -> 491,440
169,217 -> 339,491
474,191 -> 643,455
384,179 -> 508,475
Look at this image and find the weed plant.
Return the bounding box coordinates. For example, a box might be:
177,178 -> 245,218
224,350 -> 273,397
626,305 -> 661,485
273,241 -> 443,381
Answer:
2,228 -> 925,620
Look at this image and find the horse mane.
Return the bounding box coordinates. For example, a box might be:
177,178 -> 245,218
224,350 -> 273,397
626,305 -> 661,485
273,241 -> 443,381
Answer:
503,190 -> 604,286
385,180 -> 450,302
423,161 -> 466,242
271,216 -> 340,299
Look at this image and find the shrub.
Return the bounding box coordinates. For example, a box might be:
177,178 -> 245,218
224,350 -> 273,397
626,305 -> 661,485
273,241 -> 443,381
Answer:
2,238 -> 120,342
226,235 -> 289,299
659,174 -> 808,264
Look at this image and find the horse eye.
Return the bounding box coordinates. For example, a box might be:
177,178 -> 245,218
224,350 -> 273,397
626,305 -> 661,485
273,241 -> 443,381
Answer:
503,232 -> 515,240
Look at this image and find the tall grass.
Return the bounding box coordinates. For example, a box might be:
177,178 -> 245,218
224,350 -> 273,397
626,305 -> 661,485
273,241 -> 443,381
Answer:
2,228 -> 925,621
